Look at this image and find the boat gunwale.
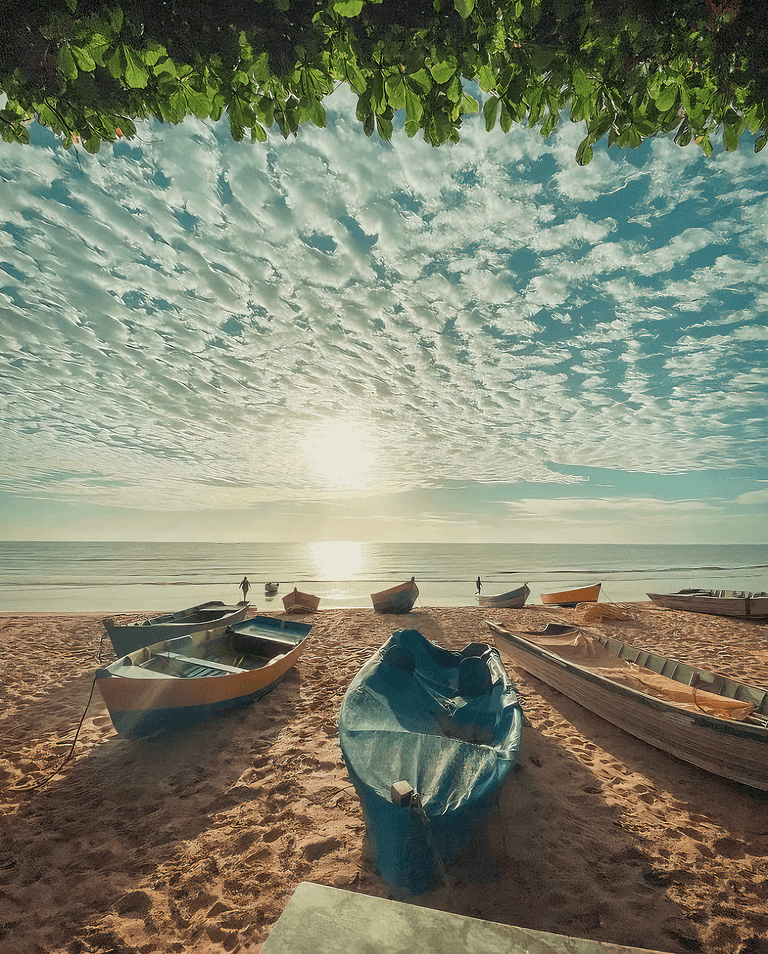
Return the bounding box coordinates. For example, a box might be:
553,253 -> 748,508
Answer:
486,622 -> 768,740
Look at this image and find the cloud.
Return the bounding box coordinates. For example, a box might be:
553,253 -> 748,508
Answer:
1,92 -> 767,522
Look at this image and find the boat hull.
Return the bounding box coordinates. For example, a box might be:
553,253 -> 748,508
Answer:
96,615 -> 311,739
647,590 -> 768,619
104,601 -> 249,657
486,622 -> 768,791
339,628 -> 523,896
371,579 -> 418,614
282,588 -> 320,614
478,584 -> 530,608
540,584 -> 601,607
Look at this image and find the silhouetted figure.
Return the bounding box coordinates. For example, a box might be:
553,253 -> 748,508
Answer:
476,576 -> 482,594
240,576 -> 250,601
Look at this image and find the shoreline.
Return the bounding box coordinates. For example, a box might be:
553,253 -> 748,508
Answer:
2,603 -> 768,954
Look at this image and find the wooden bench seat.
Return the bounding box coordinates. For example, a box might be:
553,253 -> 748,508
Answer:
153,651 -> 246,674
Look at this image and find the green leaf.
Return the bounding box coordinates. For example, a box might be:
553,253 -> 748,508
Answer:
655,85 -> 678,111
454,0 -> 475,18
723,122 -> 739,152
334,0 -> 364,15
405,118 -> 420,138
404,85 -> 423,122
406,69 -> 432,94
755,133 -> 768,153
484,95 -> 499,131
576,137 -> 593,165
71,46 -> 96,73
58,46 -> 78,82
428,59 -> 457,85
251,121 -> 268,142
385,74 -> 406,110
123,46 -> 149,88
107,45 -> 128,81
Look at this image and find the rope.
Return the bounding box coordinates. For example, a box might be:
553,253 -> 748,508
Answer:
13,625 -> 108,792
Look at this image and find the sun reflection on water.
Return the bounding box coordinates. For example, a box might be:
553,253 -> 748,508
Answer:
308,541 -> 368,580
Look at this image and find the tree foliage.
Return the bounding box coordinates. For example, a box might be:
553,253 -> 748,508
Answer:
1,1 -> 767,162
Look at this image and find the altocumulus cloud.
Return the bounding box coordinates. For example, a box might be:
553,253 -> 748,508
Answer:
1,87 -> 767,513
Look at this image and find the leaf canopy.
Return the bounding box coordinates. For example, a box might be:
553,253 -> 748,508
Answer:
0,1 -> 767,164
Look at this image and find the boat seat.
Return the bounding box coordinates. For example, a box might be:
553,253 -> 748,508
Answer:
458,656 -> 493,696
153,651 -> 246,674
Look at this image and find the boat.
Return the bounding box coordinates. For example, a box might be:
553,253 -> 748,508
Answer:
477,583 -> 530,608
647,589 -> 768,619
103,601 -> 249,658
485,620 -> 768,791
282,587 -> 320,614
338,627 -> 523,896
265,582 -> 279,596
95,615 -> 312,739
540,583 -> 601,607
370,577 -> 419,614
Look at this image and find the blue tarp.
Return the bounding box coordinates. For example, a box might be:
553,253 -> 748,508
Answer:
338,628 -> 523,896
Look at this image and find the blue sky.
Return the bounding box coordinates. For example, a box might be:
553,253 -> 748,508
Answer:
1,88 -> 767,544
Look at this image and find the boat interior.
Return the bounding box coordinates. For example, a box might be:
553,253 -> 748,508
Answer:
118,630 -> 299,679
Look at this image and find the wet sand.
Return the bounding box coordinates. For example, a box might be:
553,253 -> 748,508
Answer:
2,603 -> 768,954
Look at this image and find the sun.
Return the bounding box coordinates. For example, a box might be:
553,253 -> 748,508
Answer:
307,418 -> 376,491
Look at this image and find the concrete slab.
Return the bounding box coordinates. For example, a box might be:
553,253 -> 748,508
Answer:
261,882 -> 671,954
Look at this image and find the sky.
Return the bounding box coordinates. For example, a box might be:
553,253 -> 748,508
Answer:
1,87 -> 767,545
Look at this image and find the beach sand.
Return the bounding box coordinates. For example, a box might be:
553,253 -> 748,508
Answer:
2,603 -> 768,954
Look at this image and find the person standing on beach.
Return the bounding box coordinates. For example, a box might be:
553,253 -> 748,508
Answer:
240,576 -> 250,602
476,576 -> 482,594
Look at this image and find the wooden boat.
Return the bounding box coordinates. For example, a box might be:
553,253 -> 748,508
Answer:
339,628 -> 523,896
371,577 -> 418,614
282,587 -> 320,614
95,615 -> 311,739
103,601 -> 249,658
485,620 -> 768,791
478,583 -> 529,608
540,583 -> 601,607
647,589 -> 768,619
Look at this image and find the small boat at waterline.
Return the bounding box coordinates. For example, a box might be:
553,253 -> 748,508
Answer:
282,587 -> 320,614
540,583 -> 601,607
96,615 -> 311,738
371,578 -> 418,614
647,589 -> 768,619
103,601 -> 249,658
339,628 -> 523,896
478,584 -> 530,609
486,620 -> 768,791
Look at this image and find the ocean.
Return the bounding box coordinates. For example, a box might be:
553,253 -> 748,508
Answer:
1,541 -> 766,613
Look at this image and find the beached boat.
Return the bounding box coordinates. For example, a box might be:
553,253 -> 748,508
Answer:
485,620 -> 768,791
647,589 -> 768,619
95,615 -> 312,739
478,583 -> 530,609
282,587 -> 320,614
338,628 -> 523,896
371,578 -> 418,614
540,583 -> 601,607
103,601 -> 249,658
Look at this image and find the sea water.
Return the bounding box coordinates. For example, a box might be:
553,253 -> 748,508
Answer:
1,541 -> 766,613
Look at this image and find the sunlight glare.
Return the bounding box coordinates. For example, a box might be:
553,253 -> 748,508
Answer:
308,541 -> 367,580
308,418 -> 376,490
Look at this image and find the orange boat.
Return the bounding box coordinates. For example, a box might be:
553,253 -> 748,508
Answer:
540,583 -> 601,607
282,587 -> 320,614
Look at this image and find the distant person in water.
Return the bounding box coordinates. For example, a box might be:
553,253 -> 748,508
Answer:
240,576 -> 250,601
476,577 -> 482,594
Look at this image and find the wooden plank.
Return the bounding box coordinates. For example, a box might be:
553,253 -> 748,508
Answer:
152,651 -> 245,674
261,883 -> 672,954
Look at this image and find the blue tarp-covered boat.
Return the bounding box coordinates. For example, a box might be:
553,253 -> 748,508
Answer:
338,628 -> 523,897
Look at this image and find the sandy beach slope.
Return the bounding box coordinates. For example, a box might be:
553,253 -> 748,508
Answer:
1,603 -> 768,954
